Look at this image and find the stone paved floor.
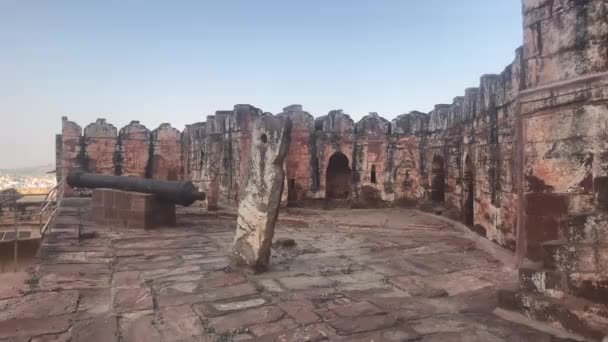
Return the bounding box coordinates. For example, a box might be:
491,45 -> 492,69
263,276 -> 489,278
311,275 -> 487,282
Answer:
0,199 -> 565,341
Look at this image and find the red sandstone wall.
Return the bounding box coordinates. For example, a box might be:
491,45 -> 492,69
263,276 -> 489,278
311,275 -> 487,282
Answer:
83,119 -> 117,175
182,122 -> 205,182
312,110 -> 356,201
520,0 -> 608,261
523,0 -> 608,88
278,106 -> 314,205
151,123 -> 182,181
60,117 -> 83,195
390,112 -> 427,205
352,113 -> 391,206
118,121 -> 150,177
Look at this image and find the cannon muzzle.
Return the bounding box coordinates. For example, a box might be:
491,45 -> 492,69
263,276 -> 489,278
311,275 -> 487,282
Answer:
67,170 -> 205,206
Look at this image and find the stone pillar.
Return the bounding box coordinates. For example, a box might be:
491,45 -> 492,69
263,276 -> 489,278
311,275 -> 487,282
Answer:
232,115 -> 292,270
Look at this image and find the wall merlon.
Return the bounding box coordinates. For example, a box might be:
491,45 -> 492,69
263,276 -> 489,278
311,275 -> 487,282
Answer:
84,118 -> 118,138
283,104 -> 303,112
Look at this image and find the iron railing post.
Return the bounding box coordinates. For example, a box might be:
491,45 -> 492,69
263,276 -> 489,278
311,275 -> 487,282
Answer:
13,203 -> 18,272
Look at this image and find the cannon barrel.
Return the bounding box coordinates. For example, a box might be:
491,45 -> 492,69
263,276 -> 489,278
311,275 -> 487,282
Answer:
67,170 -> 205,206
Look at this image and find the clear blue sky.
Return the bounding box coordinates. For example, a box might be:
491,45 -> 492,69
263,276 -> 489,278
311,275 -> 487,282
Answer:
1,0 -> 522,168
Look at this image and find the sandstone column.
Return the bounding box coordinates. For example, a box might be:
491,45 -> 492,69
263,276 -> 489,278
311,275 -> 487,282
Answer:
232,114 -> 292,270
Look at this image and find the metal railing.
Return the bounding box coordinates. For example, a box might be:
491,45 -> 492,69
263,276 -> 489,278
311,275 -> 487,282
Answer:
39,177 -> 66,236
0,179 -> 65,272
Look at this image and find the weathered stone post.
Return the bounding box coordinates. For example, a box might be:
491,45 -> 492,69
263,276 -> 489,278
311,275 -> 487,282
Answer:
232,114 -> 292,271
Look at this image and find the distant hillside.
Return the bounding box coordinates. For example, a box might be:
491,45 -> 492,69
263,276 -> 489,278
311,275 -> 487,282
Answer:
0,164 -> 56,176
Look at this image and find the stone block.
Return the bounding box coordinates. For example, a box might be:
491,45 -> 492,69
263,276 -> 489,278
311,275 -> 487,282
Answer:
525,214 -> 560,261
568,272 -> 608,305
524,193 -> 569,216
232,115 -> 292,270
113,190 -> 130,210
497,288 -> 519,310
518,292 -> 608,340
129,192 -> 153,211
102,189 -> 114,208
91,189 -> 106,206
542,241 -> 597,272
92,206 -> 105,223
91,189 -> 176,229
594,176 -> 608,210
104,207 -> 118,221
518,267 -> 565,294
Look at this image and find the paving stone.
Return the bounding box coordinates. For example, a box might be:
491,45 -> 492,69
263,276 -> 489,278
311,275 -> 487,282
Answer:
256,279 -> 285,293
411,316 -> 470,335
141,266 -> 201,280
372,297 -> 450,322
196,273 -> 246,289
277,300 -> 320,324
76,288 -> 112,318
37,263 -> 111,290
339,327 -> 421,341
277,275 -> 333,290
30,330 -> 72,342
0,316 -> 73,339
389,275 -> 448,298
119,311 -> 162,342
420,273 -> 494,296
71,315 -> 119,342
254,323 -> 335,342
155,305 -> 206,341
367,262 -> 419,277
157,282 -> 259,307
7,201 -> 564,342
211,297 -> 268,312
0,272 -> 28,300
420,330 -> 505,341
113,287 -> 153,313
248,321 -> 288,337
328,314 -> 397,335
0,291 -> 79,321
337,281 -> 405,296
330,301 -> 385,318
111,271 -> 144,289
207,306 -> 285,333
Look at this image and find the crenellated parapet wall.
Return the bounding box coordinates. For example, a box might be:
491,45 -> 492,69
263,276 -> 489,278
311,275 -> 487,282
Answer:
59,119 -> 177,183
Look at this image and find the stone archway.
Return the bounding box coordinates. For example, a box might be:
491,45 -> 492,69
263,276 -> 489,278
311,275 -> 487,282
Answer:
326,152 -> 351,199
463,155 -> 474,225
430,156 -> 445,203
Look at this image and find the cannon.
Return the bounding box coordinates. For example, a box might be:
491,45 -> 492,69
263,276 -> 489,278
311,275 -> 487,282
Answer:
67,170 -> 205,206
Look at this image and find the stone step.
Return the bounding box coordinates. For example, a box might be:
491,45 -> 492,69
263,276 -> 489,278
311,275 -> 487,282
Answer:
518,267 -> 608,305
562,213 -> 608,244
541,240 -> 569,270
518,267 -> 566,297
541,240 -> 606,273
515,292 -> 608,341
